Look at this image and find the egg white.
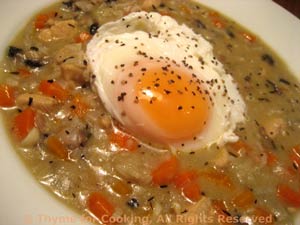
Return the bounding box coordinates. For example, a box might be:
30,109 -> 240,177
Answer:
87,11 -> 246,152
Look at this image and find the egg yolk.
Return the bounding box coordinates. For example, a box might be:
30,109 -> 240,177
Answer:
134,63 -> 210,142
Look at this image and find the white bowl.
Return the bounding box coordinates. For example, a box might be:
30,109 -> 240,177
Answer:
0,0 -> 300,224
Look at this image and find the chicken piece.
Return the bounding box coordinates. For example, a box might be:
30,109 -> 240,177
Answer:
38,29 -> 53,42
113,152 -> 155,185
85,111 -> 112,130
55,43 -> 89,83
50,19 -> 77,38
57,121 -> 89,150
75,1 -> 94,12
55,43 -> 84,65
16,93 -> 57,112
38,20 -> 77,42
35,111 -> 55,135
60,63 -> 89,83
263,117 -> 286,138
211,147 -> 229,168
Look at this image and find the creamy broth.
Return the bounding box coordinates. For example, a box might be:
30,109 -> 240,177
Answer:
0,1 -> 300,225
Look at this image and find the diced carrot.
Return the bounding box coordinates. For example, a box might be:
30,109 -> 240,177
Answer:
232,189 -> 255,208
152,156 -> 179,185
252,207 -> 274,224
13,107 -> 35,140
199,170 -> 233,188
182,181 -> 201,202
213,19 -> 224,28
18,68 -> 31,77
174,170 -> 200,202
35,12 -> 54,30
180,5 -> 191,15
39,80 -> 68,101
291,145 -> 300,170
111,179 -> 132,196
87,192 -> 115,223
46,136 -> 68,160
242,32 -> 256,43
212,200 -> 232,225
109,131 -> 138,152
208,11 -> 219,18
174,170 -> 198,188
75,32 -> 92,43
0,84 -> 15,107
35,15 -> 49,29
277,183 -> 300,208
71,95 -> 90,118
266,151 -> 277,166
208,11 -> 225,28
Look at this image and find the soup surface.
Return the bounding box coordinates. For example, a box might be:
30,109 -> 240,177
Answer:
1,0 -> 300,225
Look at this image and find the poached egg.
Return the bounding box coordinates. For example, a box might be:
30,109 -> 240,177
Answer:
87,11 -> 246,152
